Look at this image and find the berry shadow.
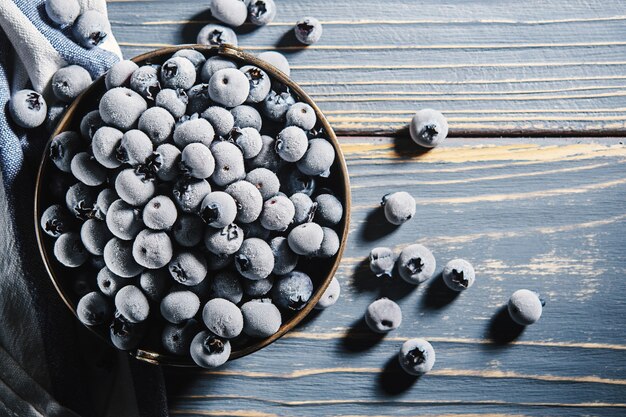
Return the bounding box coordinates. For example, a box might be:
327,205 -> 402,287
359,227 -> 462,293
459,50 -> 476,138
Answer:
341,317 -> 386,353
294,306 -> 323,328
392,128 -> 433,159
377,354 -> 419,395
420,272 -> 460,310
359,206 -> 400,242
486,305 -> 525,345
350,258 -> 415,300
180,9 -> 214,44
350,257 -> 381,293
274,30 -> 307,54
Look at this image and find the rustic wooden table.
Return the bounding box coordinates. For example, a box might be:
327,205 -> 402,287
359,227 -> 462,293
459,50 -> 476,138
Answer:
108,0 -> 626,415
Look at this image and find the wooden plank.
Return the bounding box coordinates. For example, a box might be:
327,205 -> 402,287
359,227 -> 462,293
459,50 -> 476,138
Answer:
106,0 -> 626,136
163,137 -> 626,417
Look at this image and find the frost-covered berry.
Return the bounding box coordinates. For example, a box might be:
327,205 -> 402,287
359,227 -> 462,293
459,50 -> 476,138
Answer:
80,110 -> 104,141
201,106 -> 235,137
45,0 -> 80,26
200,191 -> 237,228
314,193 -> 343,226
95,188 -> 117,219
286,102 -> 316,131
242,276 -> 273,297
442,259 -> 475,291
288,222 -> 324,256
231,105 -> 262,130
258,51 -> 290,76
262,89 -> 295,121
211,0 -> 247,27
369,247 -> 395,277
52,65 -> 92,102
317,226 -> 340,258
508,289 -> 543,326
382,191 -> 415,225
269,237 -> 298,275
397,244 -> 436,285
130,65 -> 161,101
156,88 -> 188,119
138,107 -> 175,145
41,204 -> 73,237
105,60 -> 139,89
248,0 -> 276,26
200,57 -> 238,83
72,10 -> 110,48
46,104 -> 67,132
9,89 -> 47,128
206,141 -> 245,187
276,126 -> 308,162
172,178 -> 211,213
160,291 -> 200,324
272,271 -> 313,311
92,126 -> 123,168
239,66 -> 271,104
77,292 -> 110,326
399,338 -> 436,376
174,117 -> 215,148
139,269 -> 169,301
235,238 -> 274,280
190,331 -> 231,368
161,56 -> 197,90
49,131 -> 81,172
231,127 -> 262,159
180,143 -> 215,179
115,285 -> 150,323
241,299 -> 281,337
315,276 -> 340,309
162,319 -> 200,355
81,218 -> 112,255
208,68 -> 250,108
118,129 -> 153,166
173,49 -> 206,73
110,312 -> 145,350
203,298 -> 243,338
99,87 -> 147,131
104,238 -> 144,278
247,135 -> 282,171
198,24 -> 238,46
155,143 -> 182,181
238,221 -> 268,240
290,192 -> 317,225
132,229 -> 173,269
282,167 -> 316,196
115,168 -> 156,206
245,168 -> 279,200
260,195 -> 295,231
168,250 -> 207,286
295,17 -> 323,45
106,199 -> 143,240
186,84 -> 211,115
206,252 -> 233,271
365,298 -> 402,333
409,109 -> 448,148
297,138 -> 335,177
225,180 -> 263,223
172,214 -> 204,247
97,266 -> 126,297
209,271 -> 243,304
54,232 -> 89,267
65,182 -> 98,220
142,195 -> 177,230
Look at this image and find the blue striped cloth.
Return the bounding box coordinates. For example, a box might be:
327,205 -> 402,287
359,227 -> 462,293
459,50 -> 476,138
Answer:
0,1 -> 169,416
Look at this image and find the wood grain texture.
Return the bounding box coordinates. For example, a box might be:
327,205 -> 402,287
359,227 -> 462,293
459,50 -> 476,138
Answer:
107,0 -> 626,136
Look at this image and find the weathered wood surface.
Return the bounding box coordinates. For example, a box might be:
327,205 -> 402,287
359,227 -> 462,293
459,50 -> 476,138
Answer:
107,0 -> 626,136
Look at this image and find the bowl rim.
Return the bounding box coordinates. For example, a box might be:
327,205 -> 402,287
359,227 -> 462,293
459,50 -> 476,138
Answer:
34,44 -> 351,366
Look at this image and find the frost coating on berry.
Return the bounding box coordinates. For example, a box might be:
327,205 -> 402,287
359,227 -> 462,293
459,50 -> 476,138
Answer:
240,66 -> 271,104
235,238 -> 274,280
231,105 -> 263,130
257,51 -> 290,76
295,17 -> 323,45
103,238 -> 144,278
225,180 -> 263,224
139,107 -> 175,145
197,24 -> 238,46
54,232 -> 89,267
72,10 -> 110,48
508,289 -> 543,326
50,131 -> 81,172
161,56 -> 197,90
202,298 -> 243,339
9,89 -> 47,128
399,338 -> 435,375
365,298 -> 402,333
248,0 -> 276,26
160,291 -> 200,324
106,60 -> 139,90
241,300 -> 281,338
52,65 -> 92,102
168,251 -> 208,286
210,0 -> 248,27
99,88 -> 147,131
272,271 -> 313,311
442,258 -> 475,291
45,0 -> 80,26
115,285 -> 150,323
315,276 -> 340,309
297,138 -> 335,177
409,109 -> 449,148
77,292 -> 111,326
382,191 -> 415,225
190,331 -> 231,368
156,88 -> 188,119
204,223 -> 244,256
369,247 -> 395,277
397,244 -> 436,285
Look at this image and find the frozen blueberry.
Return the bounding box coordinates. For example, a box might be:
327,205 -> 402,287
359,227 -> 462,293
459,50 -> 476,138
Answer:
200,57 -> 238,83
276,126 -> 308,162
138,107 -> 175,145
202,298 -> 243,339
262,89 -> 295,121
234,238 -> 274,280
290,192 -> 317,225
247,135 -> 281,171
225,180 -> 263,223
288,222 -> 324,256
410,109 -> 448,148
173,49 -> 206,73
382,191 -> 415,225
106,199 -> 143,240
46,104 -> 67,132
41,204 -> 73,237
172,214 -> 204,247
259,195 -> 294,231
257,51 -> 290,76
54,232 -> 89,267
281,167 -> 316,196
231,127 -> 262,159
206,252 -> 233,271
241,299 -> 281,337
180,143 -> 215,179
155,143 -> 182,181
99,87 -> 148,131
186,84 -> 212,115
245,168 -> 279,201
81,218 -> 113,256
248,0 -> 276,26
115,168 -> 156,206
95,188 -> 117,219
65,182 -> 98,220
162,319 -> 200,355
160,290 -> 200,324
397,244 -> 436,285
139,269 -> 169,301
208,68 -> 250,108
97,267 -> 126,297
272,271 -> 313,311
242,276 -> 274,297
132,229 -> 173,269
200,191 -> 237,228
142,195 -> 177,231
174,117 -> 215,148
9,89 -> 47,128
239,66 -> 271,104
110,312 -> 145,350
399,338 -> 436,376
104,238 -> 144,278
118,129 -> 153,166
295,17 -> 323,45
92,126 -> 123,169
52,65 -> 92,102
316,226 -> 340,258
130,65 -> 161,101
201,106 -> 235,137
49,131 -> 81,173
172,178 -> 211,213
212,0 -> 247,26
105,60 -> 139,89
115,285 -> 150,323
168,250 -> 207,286
315,276 -> 340,309
369,247 -> 395,277
45,0 -> 80,26
72,10 -> 110,48
442,259 -> 475,291
161,56 -> 197,90
237,221 -> 268,241
77,292 -> 111,326
508,289 -> 543,326
365,298 -> 402,333
314,193 -> 343,226
80,110 -> 104,141
209,270 -> 243,304
297,138 -> 335,177
269,237 -> 298,275
231,105 -> 262,130
286,102 -> 316,131
190,331 -> 231,368
156,88 -> 188,119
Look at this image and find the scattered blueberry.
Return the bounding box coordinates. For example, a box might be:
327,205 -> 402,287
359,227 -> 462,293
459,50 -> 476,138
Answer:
365,298 -> 402,333
442,258 -> 475,291
409,109 -> 448,148
72,10 -> 110,48
294,17 -> 323,45
382,191 -> 415,225
508,289 -> 543,326
9,89 -> 47,128
398,338 -> 436,375
52,65 -> 92,102
397,244 -> 436,285
369,247 -> 395,277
